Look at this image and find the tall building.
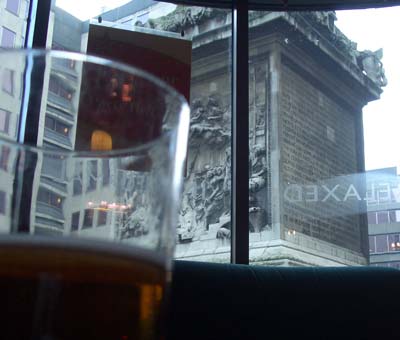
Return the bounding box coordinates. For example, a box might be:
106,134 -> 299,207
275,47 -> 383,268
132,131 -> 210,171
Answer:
0,0 -> 30,231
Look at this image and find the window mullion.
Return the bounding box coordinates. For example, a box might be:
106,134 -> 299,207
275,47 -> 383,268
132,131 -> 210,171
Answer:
231,1 -> 249,264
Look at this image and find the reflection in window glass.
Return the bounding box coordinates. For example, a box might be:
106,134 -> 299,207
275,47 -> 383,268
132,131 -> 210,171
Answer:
248,8 -> 400,267
51,1 -> 232,263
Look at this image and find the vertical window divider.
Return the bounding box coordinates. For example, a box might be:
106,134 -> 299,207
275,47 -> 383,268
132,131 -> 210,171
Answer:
231,0 -> 249,264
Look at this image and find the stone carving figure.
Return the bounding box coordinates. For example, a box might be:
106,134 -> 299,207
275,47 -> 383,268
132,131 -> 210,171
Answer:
358,48 -> 388,87
249,144 -> 268,232
203,166 -> 225,229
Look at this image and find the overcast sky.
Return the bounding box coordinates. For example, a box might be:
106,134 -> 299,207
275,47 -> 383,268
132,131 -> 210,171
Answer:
56,1 -> 400,173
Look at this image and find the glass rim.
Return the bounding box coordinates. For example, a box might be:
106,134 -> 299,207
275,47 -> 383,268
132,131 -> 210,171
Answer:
0,48 -> 190,158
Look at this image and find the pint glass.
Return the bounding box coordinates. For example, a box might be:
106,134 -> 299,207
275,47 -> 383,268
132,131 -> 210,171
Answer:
0,49 -> 189,339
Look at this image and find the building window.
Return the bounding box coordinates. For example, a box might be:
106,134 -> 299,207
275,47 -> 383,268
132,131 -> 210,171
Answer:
0,146 -> 10,171
45,116 -> 70,136
87,160 -> 97,192
367,212 -> 377,224
0,191 -> 6,214
377,211 -> 389,224
369,236 -> 376,254
388,234 -> 400,252
1,27 -> 16,47
71,211 -> 80,231
375,234 -> 389,253
102,159 -> 110,186
37,188 -> 63,208
0,109 -> 10,133
6,0 -> 20,15
389,210 -> 396,223
73,162 -> 82,196
82,209 -> 94,228
2,69 -> 14,95
98,210 -> 107,226
49,77 -> 72,100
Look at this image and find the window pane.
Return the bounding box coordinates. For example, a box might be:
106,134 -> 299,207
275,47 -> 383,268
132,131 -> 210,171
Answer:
0,191 -> 6,214
87,160 -> 97,192
388,234 -> 400,252
249,8 -> 400,267
0,109 -> 10,133
0,1 -> 30,141
102,159 -> 110,186
369,236 -> 376,254
1,27 -> 15,47
98,210 -> 107,226
376,235 -> 389,253
71,211 -> 80,231
83,209 -> 94,228
2,69 -> 14,95
377,211 -> 389,224
49,1 -> 232,263
367,212 -> 377,224
73,162 -> 83,196
6,0 -> 20,15
389,210 -> 397,223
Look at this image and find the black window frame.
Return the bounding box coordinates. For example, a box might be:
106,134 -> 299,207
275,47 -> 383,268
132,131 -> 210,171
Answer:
23,0 -> 400,265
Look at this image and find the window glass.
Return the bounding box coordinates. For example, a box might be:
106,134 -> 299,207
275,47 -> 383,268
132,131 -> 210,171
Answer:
248,7 -> 400,267
102,159 -> 110,186
6,0 -> 20,15
87,160 -> 97,192
71,211 -> 80,231
37,188 -> 63,208
367,212 -> 377,224
377,211 -> 389,224
73,162 -> 83,196
98,210 -> 107,226
369,236 -> 376,254
0,146 -> 10,171
50,0 -> 232,263
1,27 -> 16,47
388,234 -> 400,252
376,235 -> 389,253
389,210 -> 397,223
0,191 -> 6,214
83,209 -> 94,228
0,109 -> 10,133
45,116 -> 70,136
2,69 -> 14,95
